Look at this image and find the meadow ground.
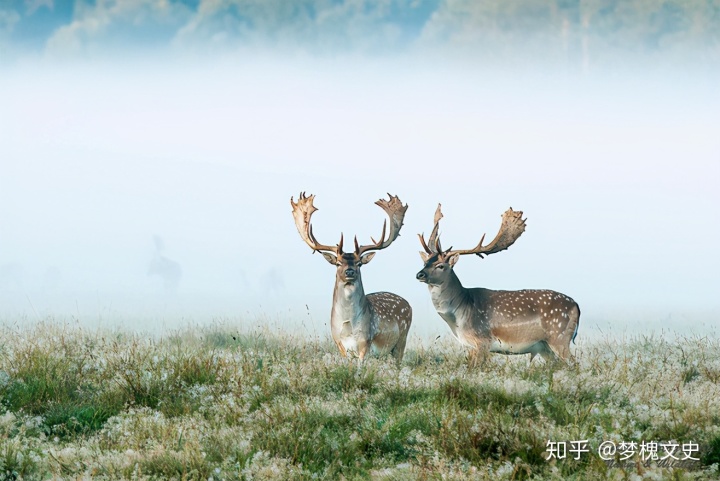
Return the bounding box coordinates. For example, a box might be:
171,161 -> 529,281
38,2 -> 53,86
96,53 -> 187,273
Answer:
0,320 -> 719,480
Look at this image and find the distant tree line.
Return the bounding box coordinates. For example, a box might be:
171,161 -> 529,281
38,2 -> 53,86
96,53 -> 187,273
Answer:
1,0 -> 718,68
424,0 -> 720,69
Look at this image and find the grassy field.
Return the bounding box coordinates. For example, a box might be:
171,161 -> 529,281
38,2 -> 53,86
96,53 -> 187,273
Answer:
0,320 -> 719,480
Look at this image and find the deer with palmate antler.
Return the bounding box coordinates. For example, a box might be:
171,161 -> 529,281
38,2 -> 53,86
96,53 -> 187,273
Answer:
291,193 -> 412,364
416,205 -> 580,363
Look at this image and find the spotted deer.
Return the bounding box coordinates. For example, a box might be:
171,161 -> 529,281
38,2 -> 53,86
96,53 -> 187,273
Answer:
416,205 -> 580,362
291,193 -> 412,363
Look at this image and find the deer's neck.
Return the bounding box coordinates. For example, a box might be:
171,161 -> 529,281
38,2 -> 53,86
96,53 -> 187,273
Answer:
331,275 -> 372,331
429,270 -> 466,307
428,270 -> 472,328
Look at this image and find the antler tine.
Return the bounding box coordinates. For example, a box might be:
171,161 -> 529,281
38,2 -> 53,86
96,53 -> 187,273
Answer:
369,220 -> 387,246
452,233 -> 487,257
290,192 -> 341,254
448,208 -> 527,258
418,203 -> 443,255
356,194 -> 408,256
418,233 -> 433,254
428,204 -> 443,252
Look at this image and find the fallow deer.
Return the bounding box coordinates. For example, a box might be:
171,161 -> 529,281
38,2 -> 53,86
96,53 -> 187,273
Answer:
291,193 -> 412,363
416,205 -> 580,362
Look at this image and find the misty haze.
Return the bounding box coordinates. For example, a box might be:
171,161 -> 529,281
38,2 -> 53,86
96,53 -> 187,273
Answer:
1,1 -> 718,341
2,2 -> 720,480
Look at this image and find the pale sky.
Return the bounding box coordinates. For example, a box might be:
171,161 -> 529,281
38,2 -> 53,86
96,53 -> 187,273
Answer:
1,1 -> 719,339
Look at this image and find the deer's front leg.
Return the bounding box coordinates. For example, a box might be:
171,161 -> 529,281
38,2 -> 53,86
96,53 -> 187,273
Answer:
335,340 -> 348,358
468,341 -> 491,368
356,338 -> 370,361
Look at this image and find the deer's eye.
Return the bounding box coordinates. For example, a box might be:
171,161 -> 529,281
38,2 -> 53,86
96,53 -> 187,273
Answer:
436,264 -> 445,270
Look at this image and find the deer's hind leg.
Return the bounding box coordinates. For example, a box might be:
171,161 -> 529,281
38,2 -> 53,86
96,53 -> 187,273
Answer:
529,342 -> 556,363
390,333 -> 408,365
547,305 -> 580,364
545,336 -> 573,365
387,320 -> 410,366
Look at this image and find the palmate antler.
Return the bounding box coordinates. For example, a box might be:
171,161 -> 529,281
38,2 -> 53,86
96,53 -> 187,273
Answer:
449,208 -> 527,258
355,194 -> 409,256
291,192 -> 408,256
419,205 -> 527,259
290,192 -> 340,254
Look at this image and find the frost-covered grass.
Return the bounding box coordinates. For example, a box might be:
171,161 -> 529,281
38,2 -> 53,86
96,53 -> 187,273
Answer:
0,320 -> 719,480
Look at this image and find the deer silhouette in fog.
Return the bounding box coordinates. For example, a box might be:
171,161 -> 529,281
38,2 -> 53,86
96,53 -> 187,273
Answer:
148,235 -> 182,292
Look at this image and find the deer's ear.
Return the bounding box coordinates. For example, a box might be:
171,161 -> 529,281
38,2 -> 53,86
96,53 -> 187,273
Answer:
321,252 -> 338,265
447,253 -> 460,267
419,251 -> 430,263
360,252 -> 376,264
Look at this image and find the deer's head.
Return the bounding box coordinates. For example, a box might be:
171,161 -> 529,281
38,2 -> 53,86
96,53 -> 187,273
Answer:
416,204 -> 527,285
291,192 -> 408,285
316,236 -> 378,285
